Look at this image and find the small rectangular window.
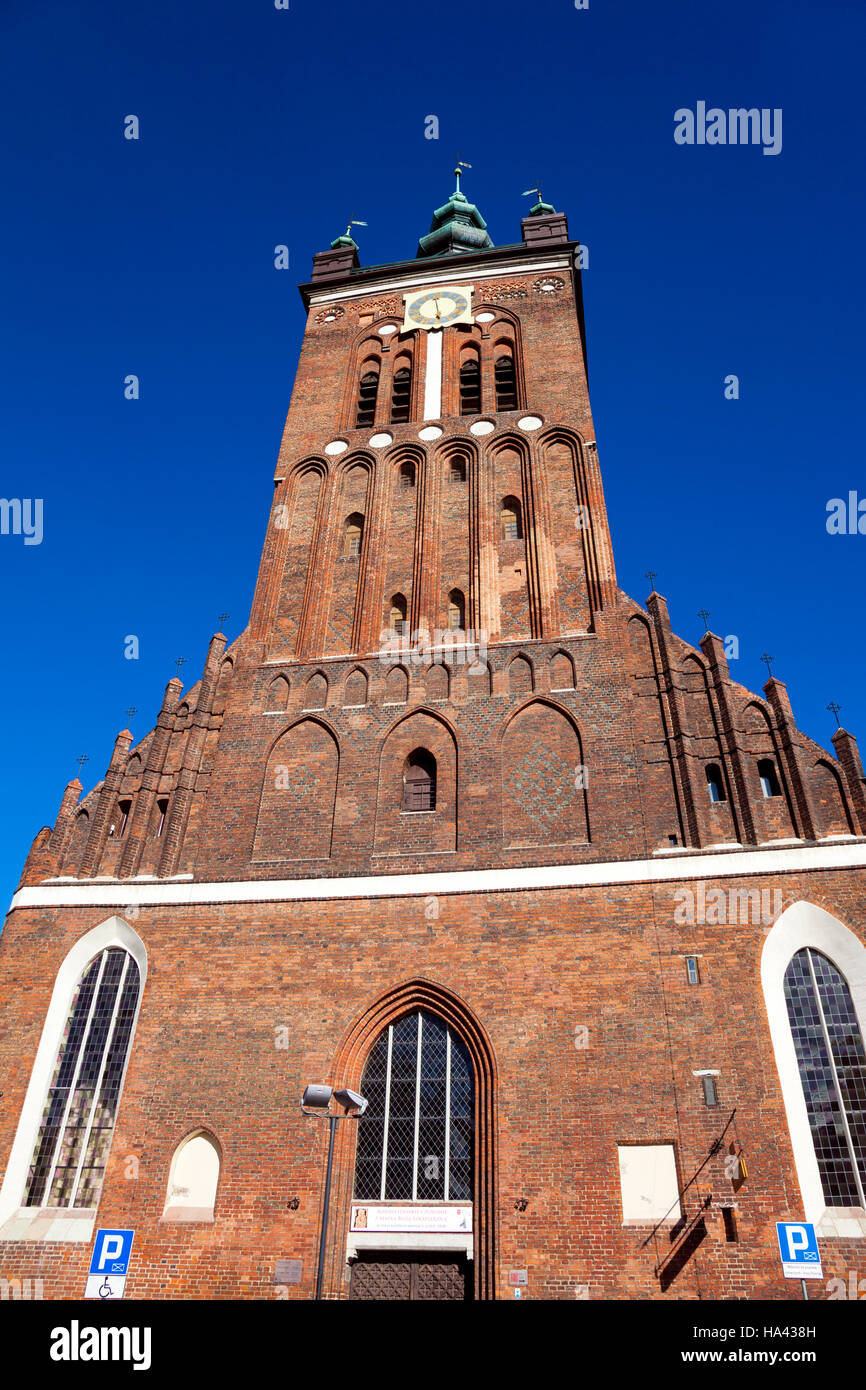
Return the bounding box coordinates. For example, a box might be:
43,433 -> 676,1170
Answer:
702,1076 -> 719,1107
686,957 -> 700,985
668,834 -> 678,847
722,1206 -> 738,1242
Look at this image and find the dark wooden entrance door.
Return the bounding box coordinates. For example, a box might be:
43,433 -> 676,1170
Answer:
349,1252 -> 472,1301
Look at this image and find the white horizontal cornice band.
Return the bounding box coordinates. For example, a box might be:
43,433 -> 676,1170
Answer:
8,842 -> 866,914
308,256 -> 573,307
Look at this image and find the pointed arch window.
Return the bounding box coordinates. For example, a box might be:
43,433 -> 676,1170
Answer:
784,948 -> 866,1207
353,1010 -> 474,1202
402,749 -> 437,812
356,366 -> 380,428
24,947 -> 141,1209
500,496 -> 522,541
459,356 -> 481,415
447,588 -> 465,632
494,351 -> 518,411
163,1131 -> 221,1222
391,363 -> 413,423
706,764 -> 726,803
758,758 -> 781,798
344,512 -> 364,558
389,593 -> 408,637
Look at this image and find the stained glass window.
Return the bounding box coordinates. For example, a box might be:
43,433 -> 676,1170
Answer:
353,1011 -> 474,1203
24,947 -> 141,1209
784,948 -> 866,1207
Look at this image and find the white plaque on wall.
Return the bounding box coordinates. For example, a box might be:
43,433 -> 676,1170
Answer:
351,1204 -> 472,1233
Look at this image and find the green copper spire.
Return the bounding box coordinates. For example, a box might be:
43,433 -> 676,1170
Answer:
331,218 -> 368,251
417,164 -> 494,259
522,184 -> 556,217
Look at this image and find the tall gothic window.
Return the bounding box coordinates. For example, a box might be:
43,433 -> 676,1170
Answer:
500,496 -> 522,541
356,367 -> 380,428
759,758 -> 781,798
494,352 -> 517,411
459,357 -> 481,415
353,1011 -> 474,1202
706,764 -> 726,803
402,749 -> 436,811
24,947 -> 141,1209
784,948 -> 866,1207
389,593 -> 408,636
344,513 -> 364,557
447,589 -> 465,632
391,364 -> 412,423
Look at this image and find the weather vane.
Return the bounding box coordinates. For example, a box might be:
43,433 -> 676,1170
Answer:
454,158 -> 472,194
343,217 -> 368,238
522,182 -> 544,203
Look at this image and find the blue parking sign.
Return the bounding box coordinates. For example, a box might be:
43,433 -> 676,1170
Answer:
776,1221 -> 822,1279
85,1228 -> 135,1299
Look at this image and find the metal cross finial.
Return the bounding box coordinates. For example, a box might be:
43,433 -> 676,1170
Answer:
645,569 -> 658,590
75,754 -> 89,778
454,158 -> 472,194
125,706 -> 138,721
218,613 -> 229,630
174,656 -> 187,679
698,609 -> 711,632
760,653 -> 775,678
827,701 -> 842,728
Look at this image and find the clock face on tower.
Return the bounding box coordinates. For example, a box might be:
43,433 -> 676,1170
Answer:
402,285 -> 473,331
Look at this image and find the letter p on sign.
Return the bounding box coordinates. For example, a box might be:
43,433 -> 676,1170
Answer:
97,1234 -> 124,1270
776,1221 -> 822,1278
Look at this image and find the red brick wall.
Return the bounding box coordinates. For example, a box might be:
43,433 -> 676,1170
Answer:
1,871 -> 865,1299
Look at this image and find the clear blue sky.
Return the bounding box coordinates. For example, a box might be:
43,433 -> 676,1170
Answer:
1,0 -> 864,904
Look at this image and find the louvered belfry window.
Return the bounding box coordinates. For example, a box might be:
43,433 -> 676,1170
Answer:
353,1011 -> 474,1202
403,749 -> 436,811
784,948 -> 866,1207
356,368 -> 380,428
25,948 -> 141,1209
459,358 -> 481,415
494,354 -> 517,411
391,366 -> 412,423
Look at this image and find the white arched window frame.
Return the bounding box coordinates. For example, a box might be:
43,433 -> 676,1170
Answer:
162,1130 -> 221,1223
762,900 -> 866,1237
0,916 -> 147,1243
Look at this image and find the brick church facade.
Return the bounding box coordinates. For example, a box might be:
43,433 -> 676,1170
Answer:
2,177 -> 866,1301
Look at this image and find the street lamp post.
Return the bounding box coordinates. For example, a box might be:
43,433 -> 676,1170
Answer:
301,1084 -> 367,1301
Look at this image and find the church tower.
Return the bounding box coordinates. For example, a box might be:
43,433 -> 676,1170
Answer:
2,174 -> 866,1302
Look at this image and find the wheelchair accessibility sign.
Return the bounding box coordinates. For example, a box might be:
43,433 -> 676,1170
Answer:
85,1228 -> 135,1299
776,1221 -> 823,1279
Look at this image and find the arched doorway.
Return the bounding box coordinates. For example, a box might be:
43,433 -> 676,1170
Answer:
329,980 -> 498,1300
